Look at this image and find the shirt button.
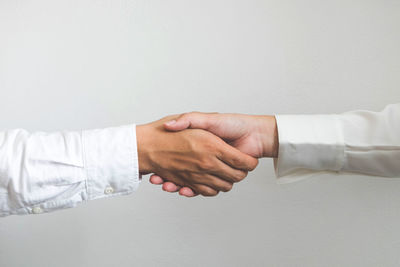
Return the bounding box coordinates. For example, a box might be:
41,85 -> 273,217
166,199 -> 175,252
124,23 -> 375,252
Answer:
104,186 -> 114,195
32,207 -> 43,214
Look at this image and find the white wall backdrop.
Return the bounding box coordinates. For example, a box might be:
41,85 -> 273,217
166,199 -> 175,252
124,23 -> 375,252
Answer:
0,0 -> 399,266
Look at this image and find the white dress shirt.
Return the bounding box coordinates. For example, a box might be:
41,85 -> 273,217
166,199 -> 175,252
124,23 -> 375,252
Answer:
0,125 -> 140,217
275,103 -> 400,183
1,104 -> 399,217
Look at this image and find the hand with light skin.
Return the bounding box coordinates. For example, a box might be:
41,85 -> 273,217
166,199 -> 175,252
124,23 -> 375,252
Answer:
149,112 -> 279,197
137,115 -> 259,196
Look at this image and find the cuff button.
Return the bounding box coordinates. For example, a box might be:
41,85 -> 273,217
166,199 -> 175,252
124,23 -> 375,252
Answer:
32,207 -> 43,214
104,186 -> 114,195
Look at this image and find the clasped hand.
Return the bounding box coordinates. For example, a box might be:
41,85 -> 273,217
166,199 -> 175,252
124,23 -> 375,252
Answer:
136,113 -> 278,197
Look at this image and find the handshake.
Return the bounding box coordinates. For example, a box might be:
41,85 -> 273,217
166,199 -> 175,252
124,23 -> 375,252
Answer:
137,112 -> 279,197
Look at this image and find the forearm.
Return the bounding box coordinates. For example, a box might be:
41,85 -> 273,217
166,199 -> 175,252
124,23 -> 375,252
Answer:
338,104 -> 400,177
273,103 -> 400,179
0,125 -> 140,217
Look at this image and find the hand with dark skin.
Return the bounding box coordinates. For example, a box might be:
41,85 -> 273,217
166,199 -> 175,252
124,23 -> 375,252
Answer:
149,113 -> 279,197
137,115 -> 259,196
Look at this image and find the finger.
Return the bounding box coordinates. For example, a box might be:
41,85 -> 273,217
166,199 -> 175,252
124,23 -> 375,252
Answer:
179,187 -> 198,197
164,118 -> 190,131
195,174 -> 234,192
162,182 -> 181,192
218,144 -> 259,171
191,184 -> 219,197
149,175 -> 165,185
210,159 -> 249,183
164,112 -> 214,132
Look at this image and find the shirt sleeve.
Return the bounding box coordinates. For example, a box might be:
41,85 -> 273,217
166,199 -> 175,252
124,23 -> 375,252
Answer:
273,103 -> 400,183
0,124 -> 140,217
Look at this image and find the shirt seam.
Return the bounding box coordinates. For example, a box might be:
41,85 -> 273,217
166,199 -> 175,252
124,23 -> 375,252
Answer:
344,145 -> 400,151
81,129 -> 90,201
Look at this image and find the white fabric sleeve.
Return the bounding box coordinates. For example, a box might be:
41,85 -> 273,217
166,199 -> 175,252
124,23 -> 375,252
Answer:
0,124 -> 140,217
274,103 -> 400,183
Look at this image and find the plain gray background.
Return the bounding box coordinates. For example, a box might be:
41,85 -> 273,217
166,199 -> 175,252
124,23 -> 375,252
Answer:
0,0 -> 399,266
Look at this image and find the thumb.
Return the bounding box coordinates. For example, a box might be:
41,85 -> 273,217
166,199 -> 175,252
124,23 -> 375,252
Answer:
163,118 -> 191,131
164,112 -> 212,132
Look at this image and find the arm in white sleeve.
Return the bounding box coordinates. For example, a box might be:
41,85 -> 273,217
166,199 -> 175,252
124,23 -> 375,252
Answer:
274,103 -> 400,183
0,124 -> 140,217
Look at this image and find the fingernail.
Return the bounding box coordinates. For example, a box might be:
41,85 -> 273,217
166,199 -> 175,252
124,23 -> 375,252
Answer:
165,120 -> 176,126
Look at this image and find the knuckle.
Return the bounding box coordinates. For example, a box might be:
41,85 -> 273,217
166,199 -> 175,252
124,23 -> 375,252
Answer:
178,112 -> 194,123
221,183 -> 233,192
210,190 -> 219,197
247,164 -> 256,172
180,112 -> 189,119
187,111 -> 200,117
248,159 -> 259,171
230,175 -> 240,183
199,158 -> 216,171
232,171 -> 247,182
201,137 -> 217,148
238,171 -> 248,180
202,188 -> 218,197
163,114 -> 177,121
231,156 -> 243,166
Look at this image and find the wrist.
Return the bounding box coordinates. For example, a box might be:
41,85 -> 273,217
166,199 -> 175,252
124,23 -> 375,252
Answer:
136,124 -> 154,174
258,115 -> 279,158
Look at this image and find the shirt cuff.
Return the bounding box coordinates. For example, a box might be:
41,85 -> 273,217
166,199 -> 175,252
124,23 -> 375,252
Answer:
273,114 -> 345,183
82,124 -> 140,201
